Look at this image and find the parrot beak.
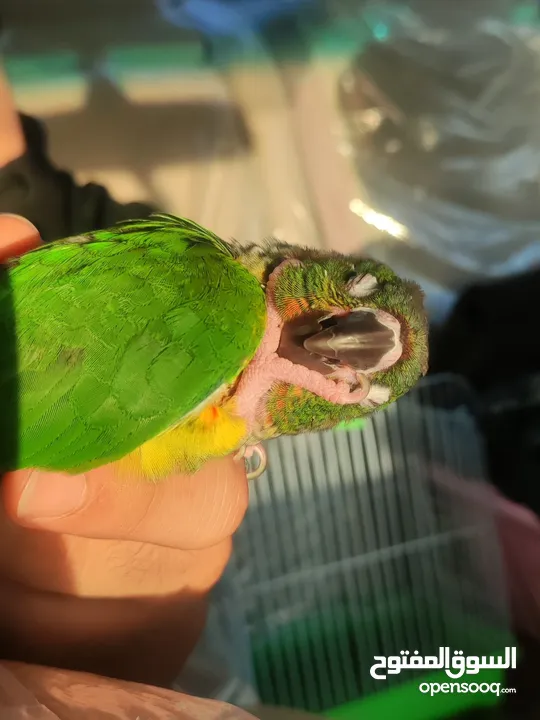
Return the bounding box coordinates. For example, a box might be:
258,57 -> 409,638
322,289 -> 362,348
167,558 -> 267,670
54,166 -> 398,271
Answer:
277,308 -> 402,379
303,310 -> 398,373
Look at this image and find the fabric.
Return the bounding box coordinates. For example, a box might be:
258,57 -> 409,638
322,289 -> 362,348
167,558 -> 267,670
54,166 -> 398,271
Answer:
429,267 -> 540,516
0,114 -> 156,243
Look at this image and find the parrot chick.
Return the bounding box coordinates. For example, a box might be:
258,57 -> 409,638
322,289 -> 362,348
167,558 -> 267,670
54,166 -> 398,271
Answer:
0,214 -> 428,481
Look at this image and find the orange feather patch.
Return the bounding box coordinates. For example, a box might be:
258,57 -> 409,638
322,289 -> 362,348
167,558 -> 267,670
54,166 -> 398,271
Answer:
282,296 -> 310,320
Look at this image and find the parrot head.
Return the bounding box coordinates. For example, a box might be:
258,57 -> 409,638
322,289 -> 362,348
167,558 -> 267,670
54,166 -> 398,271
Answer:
234,243 -> 428,442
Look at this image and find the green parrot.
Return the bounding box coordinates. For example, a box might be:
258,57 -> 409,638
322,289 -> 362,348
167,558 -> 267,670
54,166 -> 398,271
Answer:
0,213 -> 428,481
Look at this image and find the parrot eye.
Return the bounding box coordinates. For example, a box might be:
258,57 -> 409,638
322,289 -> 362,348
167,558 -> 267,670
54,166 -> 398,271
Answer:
347,273 -> 378,298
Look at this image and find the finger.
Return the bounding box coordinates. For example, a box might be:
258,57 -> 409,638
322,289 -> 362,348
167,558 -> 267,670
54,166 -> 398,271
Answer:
1,660 -> 258,719
0,213 -> 41,259
2,456 -> 249,550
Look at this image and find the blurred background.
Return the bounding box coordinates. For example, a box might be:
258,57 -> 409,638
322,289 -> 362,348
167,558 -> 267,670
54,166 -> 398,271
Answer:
3,0 -> 540,718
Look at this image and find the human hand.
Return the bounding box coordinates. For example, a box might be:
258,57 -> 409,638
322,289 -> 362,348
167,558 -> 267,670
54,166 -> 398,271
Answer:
0,213 -> 249,686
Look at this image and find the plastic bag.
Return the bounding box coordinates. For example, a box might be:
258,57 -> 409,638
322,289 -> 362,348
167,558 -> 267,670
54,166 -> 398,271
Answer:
338,0 -> 540,321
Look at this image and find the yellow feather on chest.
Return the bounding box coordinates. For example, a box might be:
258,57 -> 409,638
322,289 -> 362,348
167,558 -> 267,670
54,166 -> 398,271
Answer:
116,400 -> 248,481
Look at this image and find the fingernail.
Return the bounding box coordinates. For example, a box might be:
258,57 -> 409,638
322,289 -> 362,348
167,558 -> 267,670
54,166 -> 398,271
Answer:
17,470 -> 87,521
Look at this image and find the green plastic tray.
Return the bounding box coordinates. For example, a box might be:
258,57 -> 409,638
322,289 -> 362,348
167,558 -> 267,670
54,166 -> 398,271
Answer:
251,595 -> 514,719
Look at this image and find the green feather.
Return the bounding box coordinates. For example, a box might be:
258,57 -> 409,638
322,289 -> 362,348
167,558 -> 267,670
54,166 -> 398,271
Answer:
0,214 -> 266,472
98,213 -> 235,258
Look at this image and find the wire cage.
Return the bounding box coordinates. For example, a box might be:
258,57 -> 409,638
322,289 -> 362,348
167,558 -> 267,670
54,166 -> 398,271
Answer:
222,374 -> 514,718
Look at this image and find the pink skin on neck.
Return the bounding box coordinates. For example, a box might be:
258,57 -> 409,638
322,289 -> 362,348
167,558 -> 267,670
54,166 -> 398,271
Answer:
235,260 -> 371,431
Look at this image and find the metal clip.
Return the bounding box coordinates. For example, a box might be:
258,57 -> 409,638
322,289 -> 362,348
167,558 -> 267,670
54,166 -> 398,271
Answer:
234,443 -> 268,481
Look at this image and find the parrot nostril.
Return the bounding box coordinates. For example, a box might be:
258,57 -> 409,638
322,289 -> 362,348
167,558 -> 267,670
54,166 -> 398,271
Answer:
319,316 -> 339,330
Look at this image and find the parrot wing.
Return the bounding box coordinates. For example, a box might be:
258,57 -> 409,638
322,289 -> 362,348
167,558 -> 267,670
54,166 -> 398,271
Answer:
0,214 -> 266,473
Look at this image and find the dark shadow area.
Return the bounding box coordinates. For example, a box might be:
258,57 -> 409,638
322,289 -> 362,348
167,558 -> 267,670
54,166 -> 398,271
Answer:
429,268 -> 540,518
0,112 -> 157,242
39,75 -> 252,209
0,569 -> 210,687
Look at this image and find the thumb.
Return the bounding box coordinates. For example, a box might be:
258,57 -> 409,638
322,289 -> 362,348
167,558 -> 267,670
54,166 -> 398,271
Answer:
2,458 -> 249,551
0,213 -> 41,258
